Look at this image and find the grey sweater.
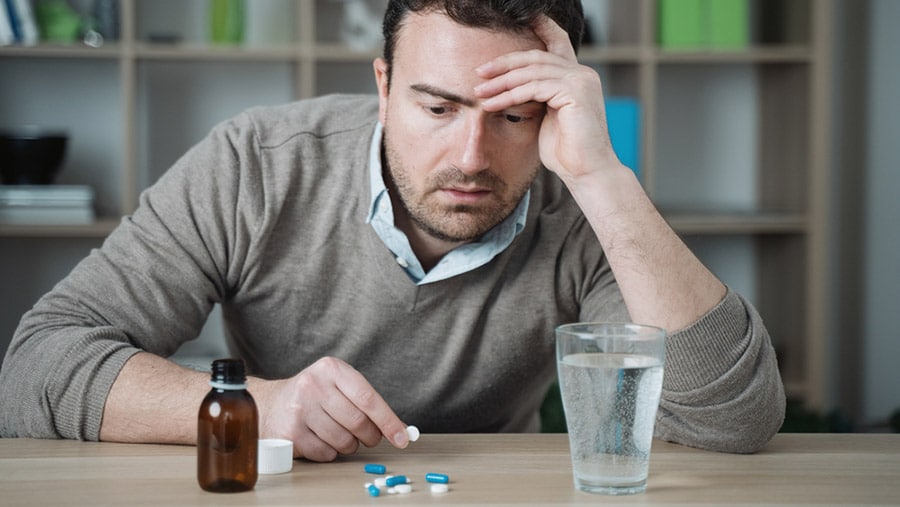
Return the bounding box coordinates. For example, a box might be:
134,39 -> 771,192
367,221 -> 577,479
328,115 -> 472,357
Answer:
0,95 -> 785,453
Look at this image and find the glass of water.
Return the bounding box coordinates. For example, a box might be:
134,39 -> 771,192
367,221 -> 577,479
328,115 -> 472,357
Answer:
556,322 -> 666,495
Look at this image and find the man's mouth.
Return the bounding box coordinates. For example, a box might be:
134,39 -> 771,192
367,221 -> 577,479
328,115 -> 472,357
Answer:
440,186 -> 493,204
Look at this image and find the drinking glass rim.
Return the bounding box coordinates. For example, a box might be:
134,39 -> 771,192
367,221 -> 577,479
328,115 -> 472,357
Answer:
555,322 -> 666,338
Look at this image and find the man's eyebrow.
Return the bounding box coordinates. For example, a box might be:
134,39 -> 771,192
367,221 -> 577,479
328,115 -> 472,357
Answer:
409,83 -> 476,107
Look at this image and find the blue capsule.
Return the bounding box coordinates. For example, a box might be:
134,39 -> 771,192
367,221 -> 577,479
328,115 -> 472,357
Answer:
425,472 -> 450,484
385,475 -> 408,487
364,463 -> 386,474
367,483 -> 381,497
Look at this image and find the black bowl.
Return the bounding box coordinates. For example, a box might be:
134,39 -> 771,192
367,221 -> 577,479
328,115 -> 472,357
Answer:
0,128 -> 69,185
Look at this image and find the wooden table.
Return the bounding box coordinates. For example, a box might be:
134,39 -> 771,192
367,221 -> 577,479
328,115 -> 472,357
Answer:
1,433 -> 898,505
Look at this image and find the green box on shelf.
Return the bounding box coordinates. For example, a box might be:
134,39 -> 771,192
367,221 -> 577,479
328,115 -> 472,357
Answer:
709,0 -> 749,48
658,0 -> 749,50
658,0 -> 705,49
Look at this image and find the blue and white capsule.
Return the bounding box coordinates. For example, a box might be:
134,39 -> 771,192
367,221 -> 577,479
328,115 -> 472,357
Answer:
364,463 -> 386,474
425,472 -> 449,484
385,475 -> 409,487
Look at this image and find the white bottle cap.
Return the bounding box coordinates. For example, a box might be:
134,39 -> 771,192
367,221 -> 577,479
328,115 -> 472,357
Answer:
258,438 -> 293,474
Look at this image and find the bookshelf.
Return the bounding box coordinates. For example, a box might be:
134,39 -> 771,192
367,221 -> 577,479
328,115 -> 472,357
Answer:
0,0 -> 831,410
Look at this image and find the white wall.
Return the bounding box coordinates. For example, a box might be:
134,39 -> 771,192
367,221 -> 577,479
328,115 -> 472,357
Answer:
862,0 -> 900,425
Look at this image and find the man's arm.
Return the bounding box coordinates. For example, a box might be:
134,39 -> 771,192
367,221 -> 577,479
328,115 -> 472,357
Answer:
475,17 -> 784,452
476,16 -> 724,333
101,352 -> 411,462
1,114 -> 409,461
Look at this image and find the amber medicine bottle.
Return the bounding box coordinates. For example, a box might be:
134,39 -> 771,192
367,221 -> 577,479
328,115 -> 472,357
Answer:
197,358 -> 259,492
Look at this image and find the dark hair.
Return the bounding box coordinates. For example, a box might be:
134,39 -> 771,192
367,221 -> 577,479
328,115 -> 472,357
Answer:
382,0 -> 585,84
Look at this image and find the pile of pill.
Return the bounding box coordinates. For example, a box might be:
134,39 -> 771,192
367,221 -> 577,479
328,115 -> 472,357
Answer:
362,425 -> 451,497
364,467 -> 450,497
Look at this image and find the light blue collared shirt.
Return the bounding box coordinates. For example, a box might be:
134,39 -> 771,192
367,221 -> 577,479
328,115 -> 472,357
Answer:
365,122 -> 529,285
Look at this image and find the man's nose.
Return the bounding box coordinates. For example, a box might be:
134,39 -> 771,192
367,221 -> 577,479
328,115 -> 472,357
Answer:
455,117 -> 490,175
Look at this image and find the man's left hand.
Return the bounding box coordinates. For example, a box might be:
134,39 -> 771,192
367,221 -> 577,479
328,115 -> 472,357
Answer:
473,15 -> 621,183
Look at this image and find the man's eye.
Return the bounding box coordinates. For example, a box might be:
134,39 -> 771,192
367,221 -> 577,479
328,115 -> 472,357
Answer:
505,114 -> 525,123
427,106 -> 449,115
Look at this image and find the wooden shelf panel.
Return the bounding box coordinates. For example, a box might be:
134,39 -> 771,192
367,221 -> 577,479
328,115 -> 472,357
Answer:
133,43 -> 298,61
655,45 -> 812,64
666,212 -> 807,235
0,219 -> 119,238
0,44 -> 122,59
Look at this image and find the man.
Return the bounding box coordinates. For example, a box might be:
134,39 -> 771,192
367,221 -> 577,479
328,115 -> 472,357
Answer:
0,0 -> 785,460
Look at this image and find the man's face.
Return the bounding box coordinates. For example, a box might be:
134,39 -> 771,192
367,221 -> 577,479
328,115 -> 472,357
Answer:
374,11 -> 546,243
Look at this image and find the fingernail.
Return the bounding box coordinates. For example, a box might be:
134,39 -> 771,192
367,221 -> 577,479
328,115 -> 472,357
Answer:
393,430 -> 409,448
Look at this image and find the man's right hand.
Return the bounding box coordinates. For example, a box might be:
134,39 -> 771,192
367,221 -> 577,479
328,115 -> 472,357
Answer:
252,356 -> 410,462
100,353 -> 408,463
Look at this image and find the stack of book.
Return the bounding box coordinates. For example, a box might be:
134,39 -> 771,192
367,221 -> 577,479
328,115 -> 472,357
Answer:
0,185 -> 95,225
1,0 -> 39,46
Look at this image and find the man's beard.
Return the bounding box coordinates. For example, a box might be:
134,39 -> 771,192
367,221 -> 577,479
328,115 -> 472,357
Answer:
382,131 -> 537,243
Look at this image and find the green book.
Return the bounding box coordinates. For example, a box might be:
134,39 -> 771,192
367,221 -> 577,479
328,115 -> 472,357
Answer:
708,0 -> 749,49
658,0 -> 705,49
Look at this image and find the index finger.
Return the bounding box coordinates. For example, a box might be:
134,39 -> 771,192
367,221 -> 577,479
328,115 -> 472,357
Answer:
532,14 -> 577,62
333,360 -> 410,449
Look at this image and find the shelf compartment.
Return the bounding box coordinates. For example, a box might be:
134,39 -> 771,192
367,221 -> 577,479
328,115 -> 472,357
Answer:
581,0 -> 642,47
134,0 -> 297,49
652,63 -> 760,212
314,61 -> 379,96
136,60 -> 296,189
652,62 -> 811,214
0,58 -> 125,218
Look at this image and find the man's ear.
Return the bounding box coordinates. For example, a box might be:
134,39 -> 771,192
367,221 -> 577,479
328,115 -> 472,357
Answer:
373,58 -> 390,123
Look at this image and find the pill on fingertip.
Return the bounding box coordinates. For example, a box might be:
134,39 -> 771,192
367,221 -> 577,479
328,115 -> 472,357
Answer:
406,425 -> 420,442
364,463 -> 386,474
425,472 -> 449,484
431,483 -> 449,494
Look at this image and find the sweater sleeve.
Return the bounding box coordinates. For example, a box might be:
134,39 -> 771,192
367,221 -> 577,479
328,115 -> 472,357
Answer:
654,288 -> 786,453
0,115 -> 261,440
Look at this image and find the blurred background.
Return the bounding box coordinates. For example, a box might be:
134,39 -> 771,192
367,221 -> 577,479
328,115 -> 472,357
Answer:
0,0 -> 897,433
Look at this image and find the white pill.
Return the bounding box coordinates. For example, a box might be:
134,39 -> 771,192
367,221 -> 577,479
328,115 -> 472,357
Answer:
406,425 -> 420,442
374,477 -> 388,488
431,483 -> 449,494
395,484 -> 412,494
386,487 -> 397,495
